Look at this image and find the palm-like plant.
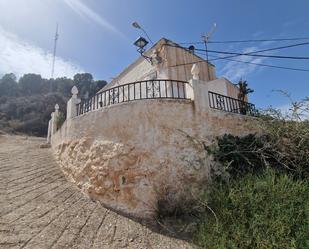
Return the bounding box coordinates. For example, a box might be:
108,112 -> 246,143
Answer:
237,80 -> 254,114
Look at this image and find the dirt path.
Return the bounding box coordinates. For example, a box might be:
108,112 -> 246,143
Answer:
0,135 -> 194,249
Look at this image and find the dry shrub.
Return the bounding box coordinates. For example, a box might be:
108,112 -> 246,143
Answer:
209,95 -> 309,179
259,95 -> 309,178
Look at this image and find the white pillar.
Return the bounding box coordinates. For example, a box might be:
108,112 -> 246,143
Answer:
51,104 -> 59,135
190,64 -> 210,112
67,86 -> 81,119
47,116 -> 52,143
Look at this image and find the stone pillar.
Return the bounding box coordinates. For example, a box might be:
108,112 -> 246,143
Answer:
46,116 -> 52,143
51,104 -> 59,135
190,64 -> 210,112
67,86 -> 81,119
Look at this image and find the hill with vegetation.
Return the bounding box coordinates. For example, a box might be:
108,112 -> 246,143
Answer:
155,99 -> 308,249
0,73 -> 107,136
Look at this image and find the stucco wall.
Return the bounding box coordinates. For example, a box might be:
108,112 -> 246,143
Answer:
108,56 -> 156,87
52,98 -> 258,219
207,77 -> 241,99
105,38 -> 216,90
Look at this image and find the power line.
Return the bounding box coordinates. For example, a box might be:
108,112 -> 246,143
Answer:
179,37 -> 309,45
209,41 -> 309,61
162,43 -> 309,72
205,53 -> 309,72
163,42 -> 309,64
167,50 -> 309,72
194,48 -> 309,60
170,57 -> 309,72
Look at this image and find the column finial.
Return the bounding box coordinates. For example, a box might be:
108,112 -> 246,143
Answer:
71,86 -> 78,97
191,63 -> 200,80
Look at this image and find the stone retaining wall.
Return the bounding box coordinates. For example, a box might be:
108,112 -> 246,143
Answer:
51,97 -> 258,219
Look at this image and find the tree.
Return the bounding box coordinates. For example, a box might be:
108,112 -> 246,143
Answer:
237,80 -> 254,102
73,73 -> 93,98
53,77 -> 74,96
0,73 -> 18,97
0,71 -> 107,136
94,80 -> 107,93
18,74 -> 43,95
237,80 -> 254,114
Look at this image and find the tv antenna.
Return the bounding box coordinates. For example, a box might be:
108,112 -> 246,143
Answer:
51,24 -> 59,79
202,23 -> 217,81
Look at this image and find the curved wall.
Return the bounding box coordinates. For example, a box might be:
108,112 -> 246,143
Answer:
52,99 -> 257,219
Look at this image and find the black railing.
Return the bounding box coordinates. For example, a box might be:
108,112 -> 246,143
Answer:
76,79 -> 190,116
208,91 -> 257,116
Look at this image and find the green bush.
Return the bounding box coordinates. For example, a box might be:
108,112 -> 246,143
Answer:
210,134 -> 272,178
209,119 -> 309,179
195,169 -> 309,249
55,112 -> 66,130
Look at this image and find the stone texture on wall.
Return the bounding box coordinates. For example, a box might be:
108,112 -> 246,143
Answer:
52,99 -> 258,219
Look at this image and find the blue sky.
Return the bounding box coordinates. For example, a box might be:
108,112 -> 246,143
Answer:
0,0 -> 308,110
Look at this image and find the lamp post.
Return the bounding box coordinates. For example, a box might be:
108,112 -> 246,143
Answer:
132,22 -> 155,64
133,36 -> 152,64
134,36 -> 149,54
132,21 -> 154,45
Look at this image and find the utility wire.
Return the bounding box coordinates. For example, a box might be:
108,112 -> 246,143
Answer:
167,50 -> 309,72
197,52 -> 309,72
210,41 -> 309,61
170,58 -> 309,72
179,37 -> 309,45
163,42 -> 309,61
194,48 -> 309,60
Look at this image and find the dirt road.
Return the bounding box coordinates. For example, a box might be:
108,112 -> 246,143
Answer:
0,135 -> 193,249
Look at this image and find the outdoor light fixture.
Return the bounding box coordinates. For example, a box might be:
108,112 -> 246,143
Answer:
132,21 -> 153,44
132,21 -> 141,29
133,36 -> 152,63
134,36 -> 148,53
132,21 -> 155,64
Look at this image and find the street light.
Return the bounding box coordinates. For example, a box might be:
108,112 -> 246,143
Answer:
132,21 -> 141,29
132,21 -> 153,44
133,36 -> 149,54
133,36 -> 152,63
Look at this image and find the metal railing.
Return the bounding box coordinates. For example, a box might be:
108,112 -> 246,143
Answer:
208,91 -> 257,116
76,79 -> 190,116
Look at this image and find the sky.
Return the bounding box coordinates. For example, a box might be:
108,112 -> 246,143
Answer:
0,0 -> 308,110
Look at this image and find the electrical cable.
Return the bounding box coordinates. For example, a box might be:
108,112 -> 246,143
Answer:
167,50 -> 309,72
178,37 -> 309,45
163,42 -> 309,61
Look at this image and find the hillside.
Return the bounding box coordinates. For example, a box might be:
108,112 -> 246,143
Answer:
0,73 -> 107,136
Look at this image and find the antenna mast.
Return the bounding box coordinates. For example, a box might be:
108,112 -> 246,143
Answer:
202,23 -> 217,81
51,24 -> 59,79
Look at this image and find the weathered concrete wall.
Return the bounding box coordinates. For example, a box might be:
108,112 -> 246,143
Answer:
52,98 -> 258,220
207,77 -> 241,99
105,38 -> 216,90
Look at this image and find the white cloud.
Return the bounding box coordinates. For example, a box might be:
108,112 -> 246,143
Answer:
219,46 -> 268,82
220,46 -> 265,81
63,0 -> 125,38
0,27 -> 83,79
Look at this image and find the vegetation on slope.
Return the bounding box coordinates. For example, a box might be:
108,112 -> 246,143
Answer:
0,73 -> 107,136
194,97 -> 309,248
195,170 -> 309,249
154,96 -> 308,248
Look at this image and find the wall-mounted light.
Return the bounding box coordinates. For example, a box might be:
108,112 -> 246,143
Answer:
133,36 -> 152,64
134,36 -> 148,54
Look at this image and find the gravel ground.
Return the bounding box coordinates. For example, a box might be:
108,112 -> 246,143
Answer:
0,135 -> 194,249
